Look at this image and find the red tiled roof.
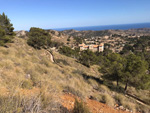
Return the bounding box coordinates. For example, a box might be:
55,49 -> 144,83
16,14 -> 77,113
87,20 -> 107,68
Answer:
79,45 -> 83,47
93,45 -> 98,48
99,43 -> 104,46
79,43 -> 85,47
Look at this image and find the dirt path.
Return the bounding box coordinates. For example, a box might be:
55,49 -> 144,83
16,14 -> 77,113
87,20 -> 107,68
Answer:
45,50 -> 54,63
49,51 -> 54,62
45,50 -> 64,68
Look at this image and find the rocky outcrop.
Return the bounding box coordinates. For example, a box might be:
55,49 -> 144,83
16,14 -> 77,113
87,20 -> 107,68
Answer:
15,30 -> 27,38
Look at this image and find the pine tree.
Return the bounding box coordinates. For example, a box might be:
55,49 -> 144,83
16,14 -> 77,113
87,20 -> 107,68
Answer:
0,12 -> 14,46
123,54 -> 148,90
27,27 -> 51,49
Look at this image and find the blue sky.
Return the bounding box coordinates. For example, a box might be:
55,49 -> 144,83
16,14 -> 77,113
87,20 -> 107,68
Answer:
0,0 -> 150,30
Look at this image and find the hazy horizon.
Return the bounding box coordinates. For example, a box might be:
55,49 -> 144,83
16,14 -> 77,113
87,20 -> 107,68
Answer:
52,22 -> 150,30
1,0 -> 150,30
14,22 -> 150,31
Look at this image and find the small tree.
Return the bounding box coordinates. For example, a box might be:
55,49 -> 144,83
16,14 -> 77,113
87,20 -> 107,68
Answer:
27,27 -> 51,49
79,50 -> 99,67
0,12 -> 14,35
100,53 -> 125,86
123,54 -> 148,91
0,12 -> 14,46
59,46 -> 79,58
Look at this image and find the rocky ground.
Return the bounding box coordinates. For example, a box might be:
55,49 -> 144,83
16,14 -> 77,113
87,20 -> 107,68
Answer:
61,93 -> 136,113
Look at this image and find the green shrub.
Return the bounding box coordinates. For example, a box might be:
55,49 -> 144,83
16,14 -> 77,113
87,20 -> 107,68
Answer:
0,12 -> 14,35
0,12 -> 14,46
73,99 -> 90,113
59,46 -> 79,58
49,41 -> 63,48
27,27 -> 51,49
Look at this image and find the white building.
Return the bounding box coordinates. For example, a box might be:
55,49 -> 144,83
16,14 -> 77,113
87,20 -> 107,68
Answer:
79,43 -> 104,52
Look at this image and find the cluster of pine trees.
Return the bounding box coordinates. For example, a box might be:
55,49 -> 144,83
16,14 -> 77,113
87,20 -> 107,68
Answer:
27,27 -> 52,49
0,12 -> 14,46
100,52 -> 150,91
27,27 -> 63,49
59,45 -> 150,91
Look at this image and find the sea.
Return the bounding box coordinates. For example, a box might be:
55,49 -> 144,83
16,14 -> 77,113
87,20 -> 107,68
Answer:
53,23 -> 150,31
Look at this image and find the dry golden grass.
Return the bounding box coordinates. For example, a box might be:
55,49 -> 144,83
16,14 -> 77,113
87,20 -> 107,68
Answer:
0,37 -> 149,112
99,93 -> 115,107
0,37 -> 95,112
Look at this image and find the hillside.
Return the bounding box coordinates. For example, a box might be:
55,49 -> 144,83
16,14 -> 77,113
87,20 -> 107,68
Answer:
0,35 -> 149,113
61,28 -> 150,38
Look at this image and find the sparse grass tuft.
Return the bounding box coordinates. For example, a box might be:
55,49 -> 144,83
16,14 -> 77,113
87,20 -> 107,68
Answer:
73,98 -> 91,113
22,80 -> 33,89
98,93 -> 115,107
64,86 -> 83,98
136,104 -> 150,113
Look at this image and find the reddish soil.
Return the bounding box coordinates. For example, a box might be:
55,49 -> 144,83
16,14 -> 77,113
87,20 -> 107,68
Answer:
61,93 -> 131,113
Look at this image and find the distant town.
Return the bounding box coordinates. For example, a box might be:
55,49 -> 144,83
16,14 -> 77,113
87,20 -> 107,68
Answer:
60,28 -> 150,53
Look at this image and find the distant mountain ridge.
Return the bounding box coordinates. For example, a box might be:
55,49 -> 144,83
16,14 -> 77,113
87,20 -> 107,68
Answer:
59,28 -> 150,38
16,28 -> 150,39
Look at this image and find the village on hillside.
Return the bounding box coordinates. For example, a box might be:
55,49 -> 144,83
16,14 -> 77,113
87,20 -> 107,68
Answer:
77,35 -> 133,53
45,28 -> 150,53
75,29 -> 150,53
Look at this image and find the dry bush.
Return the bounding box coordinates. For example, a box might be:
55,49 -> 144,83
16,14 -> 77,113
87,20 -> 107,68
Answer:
93,92 -> 115,107
40,92 -> 61,112
0,59 -> 14,70
30,71 -> 41,87
114,94 -> 126,106
0,85 -> 62,113
114,94 -> 137,112
38,64 -> 52,74
98,93 -> 115,107
22,80 -> 33,89
39,56 -> 52,67
0,93 -> 41,113
55,59 -> 70,66
73,98 -> 91,113
88,79 -> 99,89
136,104 -> 150,113
63,86 -> 83,97
131,88 -> 150,105
62,76 -> 92,98
98,85 -> 111,94
72,69 -> 84,75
